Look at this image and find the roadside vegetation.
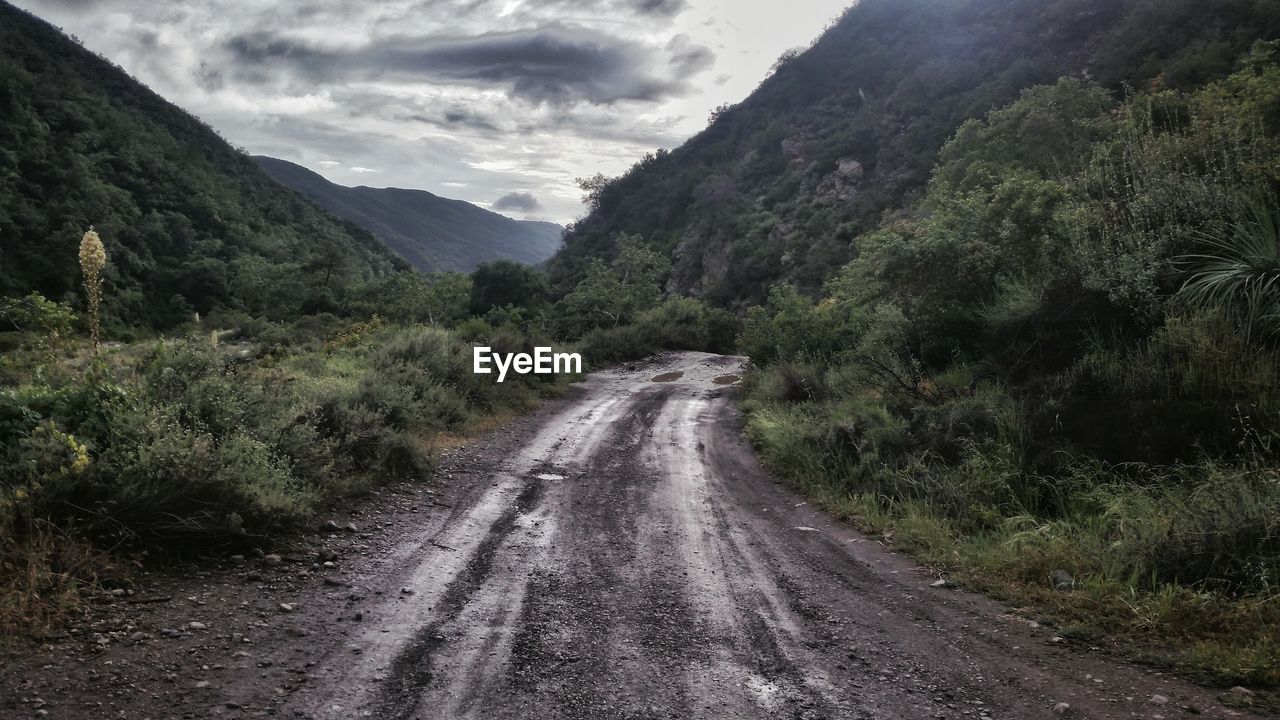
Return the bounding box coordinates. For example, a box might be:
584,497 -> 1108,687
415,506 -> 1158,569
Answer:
0,228 -> 735,637
738,47 -> 1280,696
465,239 -> 737,366
0,271 -> 577,636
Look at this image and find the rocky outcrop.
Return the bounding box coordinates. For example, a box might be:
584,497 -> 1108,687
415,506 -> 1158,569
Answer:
816,157 -> 864,203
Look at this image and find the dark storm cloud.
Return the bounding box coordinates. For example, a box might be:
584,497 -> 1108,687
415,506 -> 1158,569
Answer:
436,0 -> 686,21
442,109 -> 501,132
328,85 -> 679,146
493,191 -> 543,213
327,87 -> 507,134
394,108 -> 502,133
539,0 -> 687,18
634,0 -> 687,16
225,25 -> 712,105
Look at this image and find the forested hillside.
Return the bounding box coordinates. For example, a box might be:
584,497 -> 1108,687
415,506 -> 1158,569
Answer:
536,0 -> 1280,691
0,2 -> 403,332
553,0 -> 1280,308
732,53 -> 1280,685
256,157 -> 563,273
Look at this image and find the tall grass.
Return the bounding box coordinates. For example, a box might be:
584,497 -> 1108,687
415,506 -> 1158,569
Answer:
742,372 -> 1280,685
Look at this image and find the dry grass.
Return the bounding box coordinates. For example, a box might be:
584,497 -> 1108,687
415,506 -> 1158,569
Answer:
0,521 -> 124,639
429,408 -> 523,451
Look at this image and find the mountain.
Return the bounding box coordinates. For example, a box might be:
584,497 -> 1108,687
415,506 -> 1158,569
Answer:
0,2 -> 405,330
550,0 -> 1280,309
255,157 -> 563,273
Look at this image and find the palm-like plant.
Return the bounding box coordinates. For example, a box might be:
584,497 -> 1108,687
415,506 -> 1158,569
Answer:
1177,196 -> 1280,342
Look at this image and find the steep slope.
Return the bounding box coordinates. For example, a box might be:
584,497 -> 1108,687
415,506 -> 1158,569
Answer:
551,0 -> 1280,309
0,2 -> 403,329
256,157 -> 564,273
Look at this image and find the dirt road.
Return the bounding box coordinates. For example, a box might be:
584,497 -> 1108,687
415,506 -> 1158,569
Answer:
1,352 -> 1238,719
289,352 -> 1228,719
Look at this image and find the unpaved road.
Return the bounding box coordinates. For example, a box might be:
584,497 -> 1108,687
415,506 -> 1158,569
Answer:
1,352 -> 1243,719
291,352 -> 1229,719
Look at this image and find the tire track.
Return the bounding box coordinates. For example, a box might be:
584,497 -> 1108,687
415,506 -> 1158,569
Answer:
372,477 -> 545,718
288,352 -> 1233,720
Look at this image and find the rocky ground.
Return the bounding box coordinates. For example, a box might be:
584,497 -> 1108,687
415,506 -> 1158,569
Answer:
0,390 -> 558,720
0,353 -> 1256,719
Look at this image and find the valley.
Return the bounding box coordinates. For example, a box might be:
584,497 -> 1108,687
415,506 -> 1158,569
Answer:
2,0 -> 1279,715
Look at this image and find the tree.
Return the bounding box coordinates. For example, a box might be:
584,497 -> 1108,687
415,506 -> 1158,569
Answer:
358,271 -> 473,326
0,292 -> 78,375
613,234 -> 670,302
576,174 -> 613,213
554,259 -> 626,336
469,261 -> 549,317
552,234 -> 671,337
420,272 -> 473,326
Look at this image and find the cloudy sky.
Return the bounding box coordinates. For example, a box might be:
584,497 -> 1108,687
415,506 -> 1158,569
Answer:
16,0 -> 850,224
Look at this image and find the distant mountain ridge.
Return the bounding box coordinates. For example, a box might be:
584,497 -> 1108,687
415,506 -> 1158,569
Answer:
255,157 -> 563,273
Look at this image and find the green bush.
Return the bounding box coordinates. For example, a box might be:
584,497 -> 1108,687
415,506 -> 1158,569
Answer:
1045,312 -> 1280,463
577,296 -> 740,365
578,324 -> 659,365
314,389 -> 434,483
757,363 -> 830,404
0,317 -> 569,554
5,400 -> 312,548
635,296 -> 738,353
1092,467 -> 1280,592
1177,195 -> 1280,341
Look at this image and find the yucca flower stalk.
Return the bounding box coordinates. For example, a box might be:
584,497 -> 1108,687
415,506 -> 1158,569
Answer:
78,227 -> 106,351
1177,196 -> 1280,342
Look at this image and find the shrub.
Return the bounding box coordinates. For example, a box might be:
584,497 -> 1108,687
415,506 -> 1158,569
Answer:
313,383 -> 435,485
760,363 -> 830,403
635,297 -> 738,353
578,324 -> 658,365
1045,312 -> 1280,463
0,293 -> 78,381
576,296 -> 740,365
741,284 -> 851,365
94,408 -> 305,545
1177,194 -> 1280,341
1094,467 -> 1280,592
0,316 -> 572,562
